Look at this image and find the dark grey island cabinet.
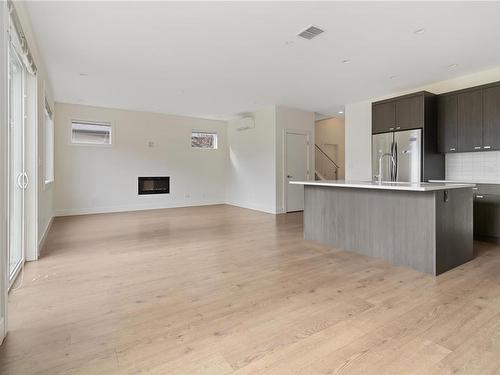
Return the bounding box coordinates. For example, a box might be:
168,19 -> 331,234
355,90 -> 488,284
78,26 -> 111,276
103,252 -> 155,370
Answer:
291,180 -> 475,276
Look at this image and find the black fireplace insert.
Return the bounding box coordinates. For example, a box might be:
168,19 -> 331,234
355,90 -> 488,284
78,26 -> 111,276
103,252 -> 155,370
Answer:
138,177 -> 170,195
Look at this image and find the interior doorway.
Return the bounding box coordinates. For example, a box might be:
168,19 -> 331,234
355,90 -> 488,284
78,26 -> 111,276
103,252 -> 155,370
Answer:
285,131 -> 310,212
315,117 -> 345,180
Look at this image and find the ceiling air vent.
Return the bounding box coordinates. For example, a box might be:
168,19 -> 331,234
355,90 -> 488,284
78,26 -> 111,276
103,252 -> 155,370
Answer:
297,25 -> 324,40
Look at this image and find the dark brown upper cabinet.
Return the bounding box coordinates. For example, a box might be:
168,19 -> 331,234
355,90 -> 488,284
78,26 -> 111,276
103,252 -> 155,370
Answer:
437,81 -> 500,153
372,92 -> 431,134
395,95 -> 424,130
372,101 -> 395,133
483,84 -> 500,151
457,89 -> 483,152
437,95 -> 458,153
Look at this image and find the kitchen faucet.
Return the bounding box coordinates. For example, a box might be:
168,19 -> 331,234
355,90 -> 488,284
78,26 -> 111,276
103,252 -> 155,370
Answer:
378,153 -> 395,183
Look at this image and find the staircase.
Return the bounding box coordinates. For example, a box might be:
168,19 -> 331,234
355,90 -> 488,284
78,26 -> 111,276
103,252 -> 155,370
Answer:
315,144 -> 339,180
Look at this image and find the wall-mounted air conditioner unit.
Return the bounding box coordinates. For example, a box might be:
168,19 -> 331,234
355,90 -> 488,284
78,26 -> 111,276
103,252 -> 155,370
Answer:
236,117 -> 255,131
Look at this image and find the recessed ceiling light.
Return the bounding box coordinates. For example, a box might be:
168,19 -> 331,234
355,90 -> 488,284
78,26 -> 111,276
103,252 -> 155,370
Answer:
338,111 -> 344,114
285,40 -> 295,45
342,59 -> 351,64
79,73 -> 88,77
448,64 -> 458,69
389,75 -> 399,80
414,28 -> 426,35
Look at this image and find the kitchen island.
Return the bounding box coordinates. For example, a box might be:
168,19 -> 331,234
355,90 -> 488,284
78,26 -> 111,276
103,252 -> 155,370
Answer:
290,180 -> 475,275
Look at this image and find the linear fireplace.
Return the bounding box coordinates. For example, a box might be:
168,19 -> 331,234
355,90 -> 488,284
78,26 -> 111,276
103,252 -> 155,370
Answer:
138,177 -> 170,195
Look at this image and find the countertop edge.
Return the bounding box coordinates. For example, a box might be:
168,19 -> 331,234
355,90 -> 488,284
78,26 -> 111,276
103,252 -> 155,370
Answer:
290,180 -> 476,192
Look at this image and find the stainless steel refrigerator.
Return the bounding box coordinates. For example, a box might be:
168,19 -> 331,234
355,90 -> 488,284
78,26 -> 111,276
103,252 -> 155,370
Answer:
372,129 -> 422,183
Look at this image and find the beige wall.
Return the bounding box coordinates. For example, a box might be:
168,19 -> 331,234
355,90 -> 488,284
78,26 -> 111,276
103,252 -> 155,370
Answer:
315,117 -> 345,179
55,103 -> 227,215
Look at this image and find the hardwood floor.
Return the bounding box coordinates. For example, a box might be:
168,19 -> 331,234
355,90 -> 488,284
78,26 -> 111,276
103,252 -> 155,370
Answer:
2,204 -> 500,374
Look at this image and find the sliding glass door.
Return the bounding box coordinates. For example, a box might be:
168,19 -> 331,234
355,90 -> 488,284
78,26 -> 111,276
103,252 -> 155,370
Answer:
8,44 -> 26,284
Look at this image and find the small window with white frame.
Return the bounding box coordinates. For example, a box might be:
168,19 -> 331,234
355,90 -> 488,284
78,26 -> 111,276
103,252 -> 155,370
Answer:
44,100 -> 54,183
191,131 -> 218,149
71,120 -> 112,145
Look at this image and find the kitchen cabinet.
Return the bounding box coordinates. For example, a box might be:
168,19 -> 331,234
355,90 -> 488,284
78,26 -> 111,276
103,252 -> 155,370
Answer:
437,81 -> 500,153
483,84 -> 500,151
372,92 -> 431,134
474,184 -> 500,241
458,89 -> 483,152
372,101 -> 395,133
395,95 -> 424,130
437,94 -> 458,153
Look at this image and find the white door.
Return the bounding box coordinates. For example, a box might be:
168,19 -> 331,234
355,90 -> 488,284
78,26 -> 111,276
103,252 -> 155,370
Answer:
8,44 -> 26,286
286,132 -> 309,212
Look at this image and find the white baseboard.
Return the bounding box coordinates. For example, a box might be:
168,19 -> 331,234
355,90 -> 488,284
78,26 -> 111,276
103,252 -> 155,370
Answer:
225,201 -> 278,214
37,216 -> 54,257
55,200 -> 225,217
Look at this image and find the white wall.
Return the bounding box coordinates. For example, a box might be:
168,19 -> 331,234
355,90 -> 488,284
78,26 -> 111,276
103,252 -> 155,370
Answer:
225,105 -> 314,214
226,107 -> 277,213
345,101 -> 372,180
315,117 -> 345,179
275,106 -> 315,213
55,103 -> 227,215
345,66 -> 500,180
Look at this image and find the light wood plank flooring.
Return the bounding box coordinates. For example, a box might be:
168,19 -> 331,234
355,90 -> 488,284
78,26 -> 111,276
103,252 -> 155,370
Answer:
2,204 -> 500,374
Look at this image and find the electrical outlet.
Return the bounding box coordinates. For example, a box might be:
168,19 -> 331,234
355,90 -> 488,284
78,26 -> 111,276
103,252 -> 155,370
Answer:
148,141 -> 154,148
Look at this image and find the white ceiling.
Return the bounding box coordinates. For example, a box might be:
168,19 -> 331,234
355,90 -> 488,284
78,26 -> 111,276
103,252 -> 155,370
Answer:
26,1 -> 500,120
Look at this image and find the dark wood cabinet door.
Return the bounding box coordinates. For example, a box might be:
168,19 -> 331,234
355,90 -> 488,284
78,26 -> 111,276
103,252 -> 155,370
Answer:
483,85 -> 500,151
395,95 -> 423,130
372,101 -> 395,133
437,95 -> 458,153
458,90 -> 483,152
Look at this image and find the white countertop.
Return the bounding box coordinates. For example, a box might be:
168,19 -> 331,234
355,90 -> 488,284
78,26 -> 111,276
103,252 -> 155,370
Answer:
429,180 -> 500,185
290,180 -> 476,192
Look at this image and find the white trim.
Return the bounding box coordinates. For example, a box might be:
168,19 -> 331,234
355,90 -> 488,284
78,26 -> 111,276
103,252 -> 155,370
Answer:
282,129 -> 312,213
37,215 -> 53,257
55,200 -> 226,217
0,0 -> 9,344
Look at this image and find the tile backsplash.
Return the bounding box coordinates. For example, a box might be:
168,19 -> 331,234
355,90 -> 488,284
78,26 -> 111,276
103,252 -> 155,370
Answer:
446,151 -> 500,182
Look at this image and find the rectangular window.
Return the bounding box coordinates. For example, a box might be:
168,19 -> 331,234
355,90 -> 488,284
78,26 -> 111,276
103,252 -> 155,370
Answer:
44,104 -> 54,183
71,120 -> 112,145
191,131 -> 218,149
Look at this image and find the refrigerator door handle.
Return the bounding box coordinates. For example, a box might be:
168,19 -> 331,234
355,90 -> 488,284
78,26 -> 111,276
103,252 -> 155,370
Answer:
393,141 -> 398,181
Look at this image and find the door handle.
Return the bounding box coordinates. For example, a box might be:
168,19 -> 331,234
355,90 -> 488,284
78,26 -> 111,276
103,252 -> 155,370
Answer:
287,175 -> 293,178
476,195 -> 484,199
449,148 -> 456,151
474,146 -> 482,150
22,172 -> 29,189
16,173 -> 23,189
484,146 -> 491,149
